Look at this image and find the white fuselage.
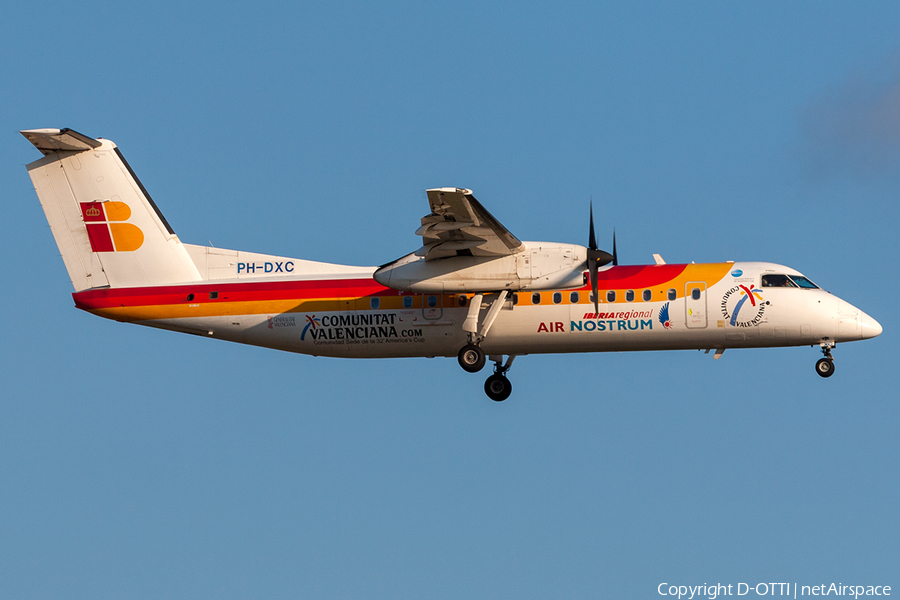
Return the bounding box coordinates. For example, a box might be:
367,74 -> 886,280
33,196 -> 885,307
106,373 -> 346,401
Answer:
74,260 -> 881,360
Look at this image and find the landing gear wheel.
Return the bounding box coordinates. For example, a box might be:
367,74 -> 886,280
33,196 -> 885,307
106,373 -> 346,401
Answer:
484,374 -> 512,402
457,344 -> 486,373
816,358 -> 835,378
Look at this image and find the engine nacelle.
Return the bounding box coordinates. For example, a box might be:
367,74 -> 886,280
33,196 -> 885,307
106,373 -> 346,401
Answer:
374,242 -> 588,293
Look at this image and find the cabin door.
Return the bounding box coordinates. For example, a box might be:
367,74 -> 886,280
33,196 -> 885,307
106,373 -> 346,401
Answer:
684,282 -> 708,329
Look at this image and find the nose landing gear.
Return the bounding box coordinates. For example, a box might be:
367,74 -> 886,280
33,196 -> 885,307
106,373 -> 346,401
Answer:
815,342 -> 835,378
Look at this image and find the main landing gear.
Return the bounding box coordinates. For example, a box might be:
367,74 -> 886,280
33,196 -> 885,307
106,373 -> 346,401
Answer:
457,344 -> 514,401
815,342 -> 836,378
457,344 -> 515,401
484,355 -> 515,402
457,290 -> 517,400
457,344 -> 486,373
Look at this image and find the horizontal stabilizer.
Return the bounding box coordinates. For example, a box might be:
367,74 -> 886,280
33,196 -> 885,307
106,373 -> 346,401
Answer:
21,128 -> 102,155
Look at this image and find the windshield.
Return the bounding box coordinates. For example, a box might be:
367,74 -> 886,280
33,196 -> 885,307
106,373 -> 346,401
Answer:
789,275 -> 819,289
761,274 -> 820,289
761,274 -> 795,288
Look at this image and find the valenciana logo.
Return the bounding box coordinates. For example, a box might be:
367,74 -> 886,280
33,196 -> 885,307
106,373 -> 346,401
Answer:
300,315 -> 321,340
80,201 -> 144,252
721,284 -> 766,327
299,313 -> 418,344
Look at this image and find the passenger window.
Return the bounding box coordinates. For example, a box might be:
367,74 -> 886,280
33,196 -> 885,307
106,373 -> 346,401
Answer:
570,291 -> 579,304
403,296 -> 413,309
607,290 -> 616,302
626,290 -> 635,302
427,295 -> 438,308
512,293 -> 518,305
370,297 -> 380,310
532,292 -> 541,304
552,292 -> 562,304
691,288 -> 701,300
761,274 -> 796,288
458,295 -> 468,307
667,289 -> 676,301
642,289 -> 651,302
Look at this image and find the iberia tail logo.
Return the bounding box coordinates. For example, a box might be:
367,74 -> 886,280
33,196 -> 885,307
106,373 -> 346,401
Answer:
80,201 -> 144,252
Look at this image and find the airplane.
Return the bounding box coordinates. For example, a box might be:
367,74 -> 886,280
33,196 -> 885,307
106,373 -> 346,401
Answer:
22,128 -> 882,401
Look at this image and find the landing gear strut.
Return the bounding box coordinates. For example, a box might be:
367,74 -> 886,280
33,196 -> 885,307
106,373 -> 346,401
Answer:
816,342 -> 835,378
484,355 -> 515,401
456,291 -> 517,399
456,290 -> 509,375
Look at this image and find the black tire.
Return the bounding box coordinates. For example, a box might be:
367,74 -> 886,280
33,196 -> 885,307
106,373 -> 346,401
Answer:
816,358 -> 835,378
457,344 -> 486,373
484,374 -> 512,402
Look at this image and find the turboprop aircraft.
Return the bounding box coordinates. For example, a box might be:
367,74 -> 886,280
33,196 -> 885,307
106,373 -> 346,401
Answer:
22,128 -> 882,401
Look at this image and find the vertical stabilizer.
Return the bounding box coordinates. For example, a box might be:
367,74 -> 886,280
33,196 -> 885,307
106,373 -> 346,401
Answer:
23,128 -> 202,291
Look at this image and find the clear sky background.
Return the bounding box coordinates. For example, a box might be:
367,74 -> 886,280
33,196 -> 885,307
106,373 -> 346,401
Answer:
1,2 -> 898,598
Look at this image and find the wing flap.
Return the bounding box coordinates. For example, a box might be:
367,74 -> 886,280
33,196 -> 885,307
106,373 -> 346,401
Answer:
418,188 -> 524,260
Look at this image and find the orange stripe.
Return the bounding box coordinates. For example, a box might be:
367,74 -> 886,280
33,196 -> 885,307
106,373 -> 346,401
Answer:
87,263 -> 733,321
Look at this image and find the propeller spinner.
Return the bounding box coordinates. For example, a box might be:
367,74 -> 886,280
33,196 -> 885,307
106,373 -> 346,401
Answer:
587,203 -> 614,314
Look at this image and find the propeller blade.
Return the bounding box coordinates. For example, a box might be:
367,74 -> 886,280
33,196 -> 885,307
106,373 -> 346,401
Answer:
612,229 -> 618,266
586,202 -> 613,313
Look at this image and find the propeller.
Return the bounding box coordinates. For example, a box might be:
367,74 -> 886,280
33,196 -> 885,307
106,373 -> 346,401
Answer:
612,229 -> 618,266
587,202 -> 614,314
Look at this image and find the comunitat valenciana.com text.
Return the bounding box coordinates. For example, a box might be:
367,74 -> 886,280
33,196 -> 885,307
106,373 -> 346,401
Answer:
658,583 -> 891,599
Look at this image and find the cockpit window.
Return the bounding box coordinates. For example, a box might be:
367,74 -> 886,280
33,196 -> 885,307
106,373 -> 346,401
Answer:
761,274 -> 820,289
762,274 -> 797,288
790,276 -> 819,289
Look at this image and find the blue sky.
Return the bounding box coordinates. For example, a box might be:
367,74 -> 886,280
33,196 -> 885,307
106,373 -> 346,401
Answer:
1,2 -> 898,598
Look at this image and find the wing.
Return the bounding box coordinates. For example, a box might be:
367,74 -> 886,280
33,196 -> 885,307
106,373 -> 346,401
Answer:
415,188 -> 525,260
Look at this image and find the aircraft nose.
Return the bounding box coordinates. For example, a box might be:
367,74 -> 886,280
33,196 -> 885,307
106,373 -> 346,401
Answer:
859,310 -> 883,339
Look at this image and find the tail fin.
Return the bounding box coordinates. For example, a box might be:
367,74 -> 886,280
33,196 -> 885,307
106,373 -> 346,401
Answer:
22,128 -> 202,291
